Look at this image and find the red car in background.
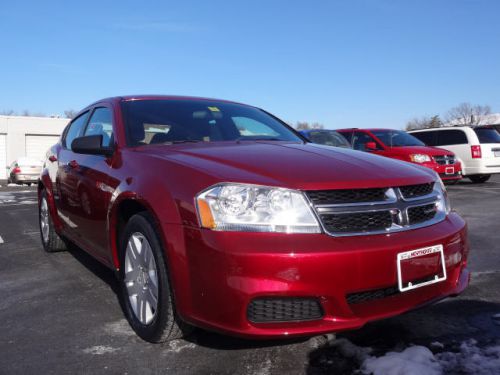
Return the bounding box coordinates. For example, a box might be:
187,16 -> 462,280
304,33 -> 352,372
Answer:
337,128 -> 462,182
38,97 -> 469,343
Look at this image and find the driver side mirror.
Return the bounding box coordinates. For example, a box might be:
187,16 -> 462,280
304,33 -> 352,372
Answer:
71,135 -> 114,157
365,141 -> 378,151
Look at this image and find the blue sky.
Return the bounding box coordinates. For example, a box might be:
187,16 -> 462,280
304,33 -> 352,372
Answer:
1,0 -> 499,129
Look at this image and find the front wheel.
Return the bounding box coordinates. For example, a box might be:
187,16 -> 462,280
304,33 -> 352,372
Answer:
39,190 -> 67,252
468,174 -> 491,183
119,212 -> 192,343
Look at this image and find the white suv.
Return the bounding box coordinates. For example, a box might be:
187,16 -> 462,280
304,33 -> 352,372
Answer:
409,126 -> 500,183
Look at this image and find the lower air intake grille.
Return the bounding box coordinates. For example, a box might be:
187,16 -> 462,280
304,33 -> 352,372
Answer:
320,211 -> 393,233
346,286 -> 400,305
247,297 -> 323,323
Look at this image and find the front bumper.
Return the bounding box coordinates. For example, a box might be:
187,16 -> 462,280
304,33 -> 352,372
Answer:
12,174 -> 39,183
417,161 -> 462,181
163,212 -> 469,339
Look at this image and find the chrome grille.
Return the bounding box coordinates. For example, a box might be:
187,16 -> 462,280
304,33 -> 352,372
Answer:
306,182 -> 444,236
434,155 -> 456,165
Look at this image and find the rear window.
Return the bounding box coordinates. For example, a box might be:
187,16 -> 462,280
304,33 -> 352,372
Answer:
120,100 -> 302,146
474,127 -> 500,144
435,130 -> 468,146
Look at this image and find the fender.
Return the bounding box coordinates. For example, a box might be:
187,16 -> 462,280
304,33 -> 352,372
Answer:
107,189 -> 173,270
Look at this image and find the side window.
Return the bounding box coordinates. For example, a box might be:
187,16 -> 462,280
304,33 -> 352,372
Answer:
64,112 -> 89,150
352,132 -> 380,151
436,130 -> 468,146
412,131 -> 436,146
84,107 -> 114,147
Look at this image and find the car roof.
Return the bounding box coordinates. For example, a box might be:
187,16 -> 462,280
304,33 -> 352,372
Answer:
337,128 -> 402,132
89,95 -> 250,107
408,126 -> 474,132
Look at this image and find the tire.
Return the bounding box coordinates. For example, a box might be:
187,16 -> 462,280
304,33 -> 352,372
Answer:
468,174 -> 491,183
39,190 -> 67,252
119,212 -> 192,343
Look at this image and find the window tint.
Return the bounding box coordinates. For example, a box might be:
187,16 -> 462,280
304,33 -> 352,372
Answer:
411,131 -> 437,146
84,107 -> 114,147
232,117 -> 280,138
121,100 -> 302,146
352,132 -> 380,151
371,130 -> 424,147
474,128 -> 500,144
435,130 -> 468,146
306,130 -> 351,148
64,112 -> 89,150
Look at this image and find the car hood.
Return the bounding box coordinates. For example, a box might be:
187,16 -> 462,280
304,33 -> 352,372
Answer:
386,145 -> 454,156
140,142 -> 436,190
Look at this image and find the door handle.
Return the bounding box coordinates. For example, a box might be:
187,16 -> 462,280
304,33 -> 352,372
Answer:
68,160 -> 79,169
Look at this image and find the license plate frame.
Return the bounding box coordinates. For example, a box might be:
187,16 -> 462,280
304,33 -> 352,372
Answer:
397,245 -> 446,292
445,166 -> 455,175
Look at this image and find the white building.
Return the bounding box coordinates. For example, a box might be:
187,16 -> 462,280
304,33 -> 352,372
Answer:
0,115 -> 69,179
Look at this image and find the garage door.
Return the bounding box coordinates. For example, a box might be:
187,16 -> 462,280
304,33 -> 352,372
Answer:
0,134 -> 6,179
25,135 -> 60,162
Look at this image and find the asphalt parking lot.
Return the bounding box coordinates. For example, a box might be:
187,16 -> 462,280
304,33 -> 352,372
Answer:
1,178 -> 500,374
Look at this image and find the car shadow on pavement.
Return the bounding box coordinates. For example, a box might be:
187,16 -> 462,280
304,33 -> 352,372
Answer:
65,243 -> 308,350
306,298 -> 500,374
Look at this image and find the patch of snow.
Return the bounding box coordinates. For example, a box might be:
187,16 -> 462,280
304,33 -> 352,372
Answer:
362,346 -> 441,375
166,339 -> 196,353
437,339 -> 500,375
333,338 -> 372,362
83,345 -> 119,355
0,235 -> 4,244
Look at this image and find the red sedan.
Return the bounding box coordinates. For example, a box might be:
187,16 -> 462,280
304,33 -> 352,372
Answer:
38,96 -> 470,342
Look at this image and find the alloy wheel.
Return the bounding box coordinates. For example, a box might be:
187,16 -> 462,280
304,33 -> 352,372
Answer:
124,232 -> 159,325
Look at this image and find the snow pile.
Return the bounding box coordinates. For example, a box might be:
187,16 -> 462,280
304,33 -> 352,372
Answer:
325,338 -> 500,374
362,346 -> 441,375
437,339 -> 500,375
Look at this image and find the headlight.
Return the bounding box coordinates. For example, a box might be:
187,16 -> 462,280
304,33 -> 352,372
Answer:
409,154 -> 432,163
196,183 -> 321,233
434,178 -> 451,214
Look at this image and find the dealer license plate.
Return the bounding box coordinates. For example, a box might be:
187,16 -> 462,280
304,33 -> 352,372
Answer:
397,245 -> 446,292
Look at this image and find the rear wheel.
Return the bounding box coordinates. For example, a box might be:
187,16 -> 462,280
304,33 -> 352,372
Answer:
39,190 -> 67,252
119,212 -> 192,343
468,174 -> 491,183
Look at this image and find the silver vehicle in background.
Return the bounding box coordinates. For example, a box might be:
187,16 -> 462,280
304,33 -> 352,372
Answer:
7,157 -> 43,185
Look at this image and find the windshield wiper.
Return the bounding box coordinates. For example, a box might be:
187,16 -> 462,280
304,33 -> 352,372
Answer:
169,140 -> 203,144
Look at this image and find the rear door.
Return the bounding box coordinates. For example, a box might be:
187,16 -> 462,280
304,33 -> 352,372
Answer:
56,111 -> 90,233
63,106 -> 119,261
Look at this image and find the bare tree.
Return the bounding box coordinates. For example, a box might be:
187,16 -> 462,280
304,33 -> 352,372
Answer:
445,102 -> 491,126
406,116 -> 432,131
0,109 -> 15,115
294,121 -> 325,130
64,109 -> 78,119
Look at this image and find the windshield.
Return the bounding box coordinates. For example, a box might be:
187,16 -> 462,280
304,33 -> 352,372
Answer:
371,130 -> 425,147
305,130 -> 351,148
474,127 -> 500,144
121,100 -> 302,146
